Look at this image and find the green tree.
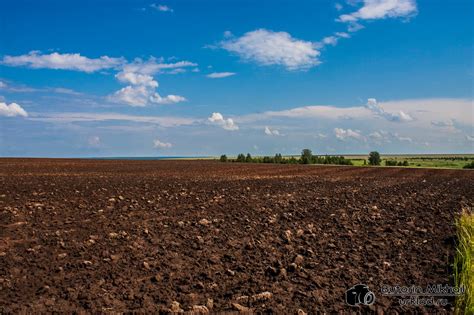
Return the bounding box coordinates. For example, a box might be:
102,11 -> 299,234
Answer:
236,153 -> 246,163
463,161 -> 474,169
219,154 -> 227,162
245,153 -> 252,163
368,151 -> 381,166
274,153 -> 283,163
300,149 -> 313,164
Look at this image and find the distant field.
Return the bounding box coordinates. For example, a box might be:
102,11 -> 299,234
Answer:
210,154 -> 474,169
345,154 -> 474,169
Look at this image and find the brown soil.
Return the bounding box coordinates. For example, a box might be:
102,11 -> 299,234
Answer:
0,159 -> 472,313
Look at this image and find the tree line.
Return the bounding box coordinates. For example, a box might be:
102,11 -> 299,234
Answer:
219,149 -> 353,165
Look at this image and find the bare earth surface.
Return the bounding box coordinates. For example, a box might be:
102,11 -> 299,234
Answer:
0,159 -> 473,313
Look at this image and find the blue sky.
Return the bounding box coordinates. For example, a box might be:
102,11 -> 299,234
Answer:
0,0 -> 472,157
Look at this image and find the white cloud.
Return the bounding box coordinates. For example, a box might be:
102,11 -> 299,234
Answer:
28,112 -> 197,127
166,68 -> 187,75
52,87 -> 82,95
238,98 -> 472,131
109,85 -> 150,106
2,51 -> 124,73
368,131 -> 384,140
88,136 -> 101,147
264,126 -> 280,136
466,135 -> 474,142
116,71 -> 158,87
153,138 -> 172,149
150,4 -> 173,12
334,128 -> 363,140
338,0 -> 417,22
220,29 -> 321,71
335,3 -> 343,11
150,93 -> 186,105
208,112 -> 239,131
393,133 -> 412,142
347,22 -> 365,32
431,120 -> 454,127
0,101 -> 28,117
366,98 -> 413,122
122,57 -> 197,75
335,32 -> 350,38
206,72 -> 236,79
0,81 -> 6,88
321,36 -> 339,46
368,130 -> 412,143
109,70 -> 186,106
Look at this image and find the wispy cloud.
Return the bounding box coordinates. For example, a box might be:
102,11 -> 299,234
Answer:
150,4 -> 173,12
28,112 -> 198,127
206,72 -> 236,79
122,57 -> 197,75
1,51 -> 124,73
0,80 -> 83,95
365,98 -> 413,122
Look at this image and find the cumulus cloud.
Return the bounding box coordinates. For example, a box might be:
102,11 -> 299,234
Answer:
1,51 -> 124,73
338,0 -> 417,22
220,29 -> 321,71
109,70 -> 186,106
116,71 -> 158,87
0,81 -> 6,88
150,4 -> 173,12
206,72 -> 236,79
208,112 -> 239,131
334,128 -> 363,140
366,98 -> 413,122
150,93 -> 186,105
153,138 -> 172,149
0,101 -> 28,117
264,126 -> 280,136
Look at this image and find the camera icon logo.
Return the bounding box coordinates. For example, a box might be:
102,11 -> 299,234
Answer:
345,284 -> 376,306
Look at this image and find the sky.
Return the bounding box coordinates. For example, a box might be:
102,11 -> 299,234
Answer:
0,0 -> 473,157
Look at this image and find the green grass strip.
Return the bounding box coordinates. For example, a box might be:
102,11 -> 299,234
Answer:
454,209 -> 474,314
